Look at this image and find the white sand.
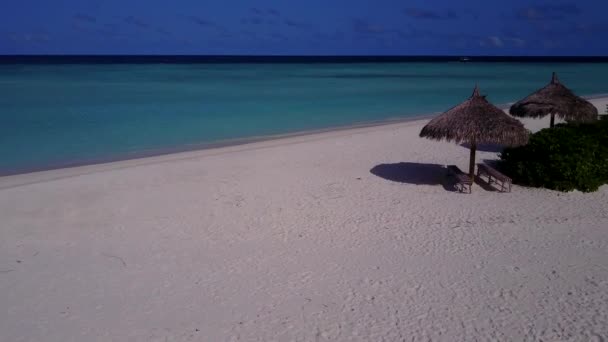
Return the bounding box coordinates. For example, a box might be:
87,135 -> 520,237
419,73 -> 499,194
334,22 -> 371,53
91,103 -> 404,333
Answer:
1,98 -> 607,341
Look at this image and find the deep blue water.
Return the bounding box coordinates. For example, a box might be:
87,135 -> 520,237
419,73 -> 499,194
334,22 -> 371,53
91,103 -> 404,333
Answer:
1,61 -> 608,174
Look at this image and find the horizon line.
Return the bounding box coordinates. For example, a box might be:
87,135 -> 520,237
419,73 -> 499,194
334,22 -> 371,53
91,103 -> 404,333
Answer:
2,55 -> 608,64
2,54 -> 608,57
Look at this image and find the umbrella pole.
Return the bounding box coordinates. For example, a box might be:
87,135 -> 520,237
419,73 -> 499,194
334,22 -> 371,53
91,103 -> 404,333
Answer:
550,113 -> 555,128
469,142 -> 476,185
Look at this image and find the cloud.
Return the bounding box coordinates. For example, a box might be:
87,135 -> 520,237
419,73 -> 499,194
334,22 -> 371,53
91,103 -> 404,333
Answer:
269,32 -> 287,41
189,16 -> 216,27
220,31 -> 234,38
478,36 -> 526,48
312,30 -> 345,42
71,21 -> 127,41
488,36 -> 503,47
573,22 -> 608,37
72,13 -> 98,32
97,26 -> 122,38
352,19 -> 386,34
348,19 -> 416,48
73,13 -> 96,23
188,16 -> 229,35
250,8 -> 264,15
241,7 -> 310,32
239,29 -> 257,37
520,20 -> 582,39
478,36 -> 504,48
242,7 -> 286,27
124,16 -> 172,37
249,7 -> 281,17
125,16 -> 149,29
351,18 -> 411,41
510,4 -> 590,41
398,26 -> 485,48
97,26 -> 128,41
516,3 -> 581,21
7,32 -> 50,43
239,29 -> 274,42
156,27 -> 172,36
387,25 -> 524,51
529,21 -> 607,41
542,39 -> 561,49
241,17 -> 264,25
404,8 -> 458,20
505,37 -> 525,47
284,19 -> 309,29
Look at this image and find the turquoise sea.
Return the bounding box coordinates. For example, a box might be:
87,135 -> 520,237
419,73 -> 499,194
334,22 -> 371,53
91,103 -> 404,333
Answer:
1,61 -> 608,174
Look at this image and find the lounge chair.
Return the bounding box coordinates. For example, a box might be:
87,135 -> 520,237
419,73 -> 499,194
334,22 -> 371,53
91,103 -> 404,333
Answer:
476,163 -> 512,192
446,165 -> 472,193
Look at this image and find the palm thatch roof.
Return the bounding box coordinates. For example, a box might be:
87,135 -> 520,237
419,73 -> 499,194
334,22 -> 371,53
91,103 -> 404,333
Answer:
509,72 -> 598,123
420,86 -> 529,147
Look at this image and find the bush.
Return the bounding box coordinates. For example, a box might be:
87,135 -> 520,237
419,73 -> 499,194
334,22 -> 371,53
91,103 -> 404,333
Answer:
500,120 -> 608,192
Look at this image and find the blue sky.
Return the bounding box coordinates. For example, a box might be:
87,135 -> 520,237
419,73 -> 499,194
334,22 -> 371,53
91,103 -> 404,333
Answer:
1,0 -> 607,55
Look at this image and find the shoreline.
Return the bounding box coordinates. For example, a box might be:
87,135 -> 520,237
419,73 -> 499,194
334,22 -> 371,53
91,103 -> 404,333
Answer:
1,94 -> 607,184
0,112 -> 439,178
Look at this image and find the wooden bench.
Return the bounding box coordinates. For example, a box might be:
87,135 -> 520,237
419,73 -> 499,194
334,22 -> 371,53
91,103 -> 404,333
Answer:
477,163 -> 512,192
446,165 -> 472,193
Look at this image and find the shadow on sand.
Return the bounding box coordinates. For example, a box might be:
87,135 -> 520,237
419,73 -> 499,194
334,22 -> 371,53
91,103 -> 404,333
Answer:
474,159 -> 505,192
460,143 -> 504,153
370,162 -> 458,192
370,162 -> 504,193
472,175 -> 499,192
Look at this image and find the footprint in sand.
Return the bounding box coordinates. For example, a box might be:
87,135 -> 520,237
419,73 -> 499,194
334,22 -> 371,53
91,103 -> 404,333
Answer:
323,183 -> 345,200
589,333 -> 604,342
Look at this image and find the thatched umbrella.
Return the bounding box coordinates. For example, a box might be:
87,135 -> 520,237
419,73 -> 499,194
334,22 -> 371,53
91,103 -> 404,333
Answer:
510,72 -> 598,128
420,86 -> 529,187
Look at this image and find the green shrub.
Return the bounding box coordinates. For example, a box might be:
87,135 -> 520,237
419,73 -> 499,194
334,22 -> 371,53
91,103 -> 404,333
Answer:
500,120 -> 608,192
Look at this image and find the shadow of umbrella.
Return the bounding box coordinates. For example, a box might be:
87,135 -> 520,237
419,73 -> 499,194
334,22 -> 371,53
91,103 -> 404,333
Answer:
370,162 -> 447,185
460,143 -> 504,153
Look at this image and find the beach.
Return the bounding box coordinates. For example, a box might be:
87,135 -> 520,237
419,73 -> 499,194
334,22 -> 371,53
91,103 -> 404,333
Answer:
1,97 -> 607,341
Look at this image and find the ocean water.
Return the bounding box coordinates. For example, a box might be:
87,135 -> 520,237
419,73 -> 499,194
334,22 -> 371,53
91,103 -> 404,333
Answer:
1,61 -> 608,174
